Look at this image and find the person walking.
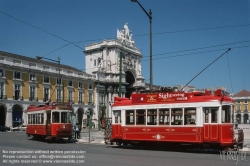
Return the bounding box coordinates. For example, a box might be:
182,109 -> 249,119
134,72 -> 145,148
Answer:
74,123 -> 80,139
235,119 -> 238,129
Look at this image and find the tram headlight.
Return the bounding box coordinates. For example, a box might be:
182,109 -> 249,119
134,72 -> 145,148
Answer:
63,125 -> 65,129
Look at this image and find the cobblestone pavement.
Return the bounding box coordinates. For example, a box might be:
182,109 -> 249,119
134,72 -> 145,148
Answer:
238,124 -> 250,154
74,129 -> 105,144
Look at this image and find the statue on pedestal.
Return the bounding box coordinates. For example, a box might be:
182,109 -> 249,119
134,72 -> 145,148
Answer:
117,23 -> 135,46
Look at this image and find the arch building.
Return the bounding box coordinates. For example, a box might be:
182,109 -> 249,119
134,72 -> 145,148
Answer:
84,23 -> 147,121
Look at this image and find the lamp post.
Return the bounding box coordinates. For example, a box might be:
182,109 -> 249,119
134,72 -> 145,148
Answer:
36,56 -> 61,101
131,0 -> 153,91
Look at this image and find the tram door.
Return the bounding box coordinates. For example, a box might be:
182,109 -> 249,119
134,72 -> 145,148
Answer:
203,108 -> 219,142
112,110 -> 122,138
46,111 -> 51,135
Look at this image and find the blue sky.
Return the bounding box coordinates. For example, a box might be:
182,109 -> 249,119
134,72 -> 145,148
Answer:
0,0 -> 249,94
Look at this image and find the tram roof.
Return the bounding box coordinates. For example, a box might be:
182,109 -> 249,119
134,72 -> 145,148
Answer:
27,102 -> 73,112
112,89 -> 233,106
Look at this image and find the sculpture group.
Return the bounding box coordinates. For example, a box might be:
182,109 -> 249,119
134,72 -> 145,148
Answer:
117,23 -> 135,46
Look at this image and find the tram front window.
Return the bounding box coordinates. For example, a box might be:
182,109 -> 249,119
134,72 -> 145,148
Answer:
211,108 -> 218,123
113,110 -> 121,123
61,112 -> 67,123
222,105 -> 231,123
52,111 -> 59,123
47,112 -> 51,124
68,112 -> 72,123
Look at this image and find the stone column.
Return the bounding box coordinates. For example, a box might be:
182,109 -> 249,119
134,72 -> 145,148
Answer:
107,91 -> 113,118
6,108 -> 12,127
96,89 -> 100,130
22,109 -> 27,125
241,113 -> 244,124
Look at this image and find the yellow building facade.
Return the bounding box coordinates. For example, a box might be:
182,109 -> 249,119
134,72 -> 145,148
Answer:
0,51 -> 96,127
233,90 -> 250,124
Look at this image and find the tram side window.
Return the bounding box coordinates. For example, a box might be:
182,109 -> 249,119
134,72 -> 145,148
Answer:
113,110 -> 121,123
32,114 -> 35,124
61,112 -> 67,123
136,109 -> 145,125
171,108 -> 183,125
159,109 -> 169,125
222,105 -> 231,123
28,114 -> 31,124
41,113 -> 44,124
67,112 -> 71,123
204,109 -> 209,123
126,110 -> 134,125
37,114 -> 40,124
211,108 -> 218,123
184,108 -> 196,125
52,112 -> 59,123
147,109 -> 157,125
35,114 -> 37,124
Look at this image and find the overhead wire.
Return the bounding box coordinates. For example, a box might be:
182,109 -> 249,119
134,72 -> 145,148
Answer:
180,48 -> 231,91
141,45 -> 250,62
133,24 -> 250,37
143,40 -> 250,58
1,10 -> 250,75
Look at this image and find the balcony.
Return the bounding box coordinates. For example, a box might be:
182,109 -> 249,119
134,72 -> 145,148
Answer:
88,102 -> 93,105
43,98 -> 50,102
13,96 -> 23,100
244,109 -> 249,113
56,98 -> 63,102
236,110 -> 241,113
67,99 -> 74,104
78,101 -> 83,104
0,95 -> 7,100
99,102 -> 105,106
29,97 -> 38,101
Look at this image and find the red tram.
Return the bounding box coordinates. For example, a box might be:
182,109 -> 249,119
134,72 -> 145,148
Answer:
105,89 -> 244,150
26,102 -> 73,140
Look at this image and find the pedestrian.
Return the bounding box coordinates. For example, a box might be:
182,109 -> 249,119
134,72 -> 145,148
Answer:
74,123 -> 80,139
235,119 -> 238,129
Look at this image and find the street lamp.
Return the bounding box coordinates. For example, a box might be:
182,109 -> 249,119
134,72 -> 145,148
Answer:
36,56 -> 61,101
131,0 -> 153,91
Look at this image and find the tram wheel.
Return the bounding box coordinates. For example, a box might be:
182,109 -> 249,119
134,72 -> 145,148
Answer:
123,142 -> 128,146
238,143 -> 243,149
116,142 -> 122,145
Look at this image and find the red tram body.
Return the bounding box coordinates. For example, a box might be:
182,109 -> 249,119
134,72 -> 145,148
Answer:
106,89 -> 244,149
26,102 -> 73,140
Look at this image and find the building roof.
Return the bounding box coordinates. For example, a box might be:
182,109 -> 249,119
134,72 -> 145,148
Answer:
233,90 -> 250,97
0,50 -> 84,73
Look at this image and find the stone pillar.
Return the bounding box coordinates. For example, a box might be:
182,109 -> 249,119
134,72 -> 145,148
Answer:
108,92 -> 112,118
6,108 -> 12,127
113,88 -> 118,97
241,113 -> 244,124
22,109 -> 27,125
96,89 -> 100,130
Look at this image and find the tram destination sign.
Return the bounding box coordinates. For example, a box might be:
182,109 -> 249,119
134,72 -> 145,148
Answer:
132,92 -> 188,103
